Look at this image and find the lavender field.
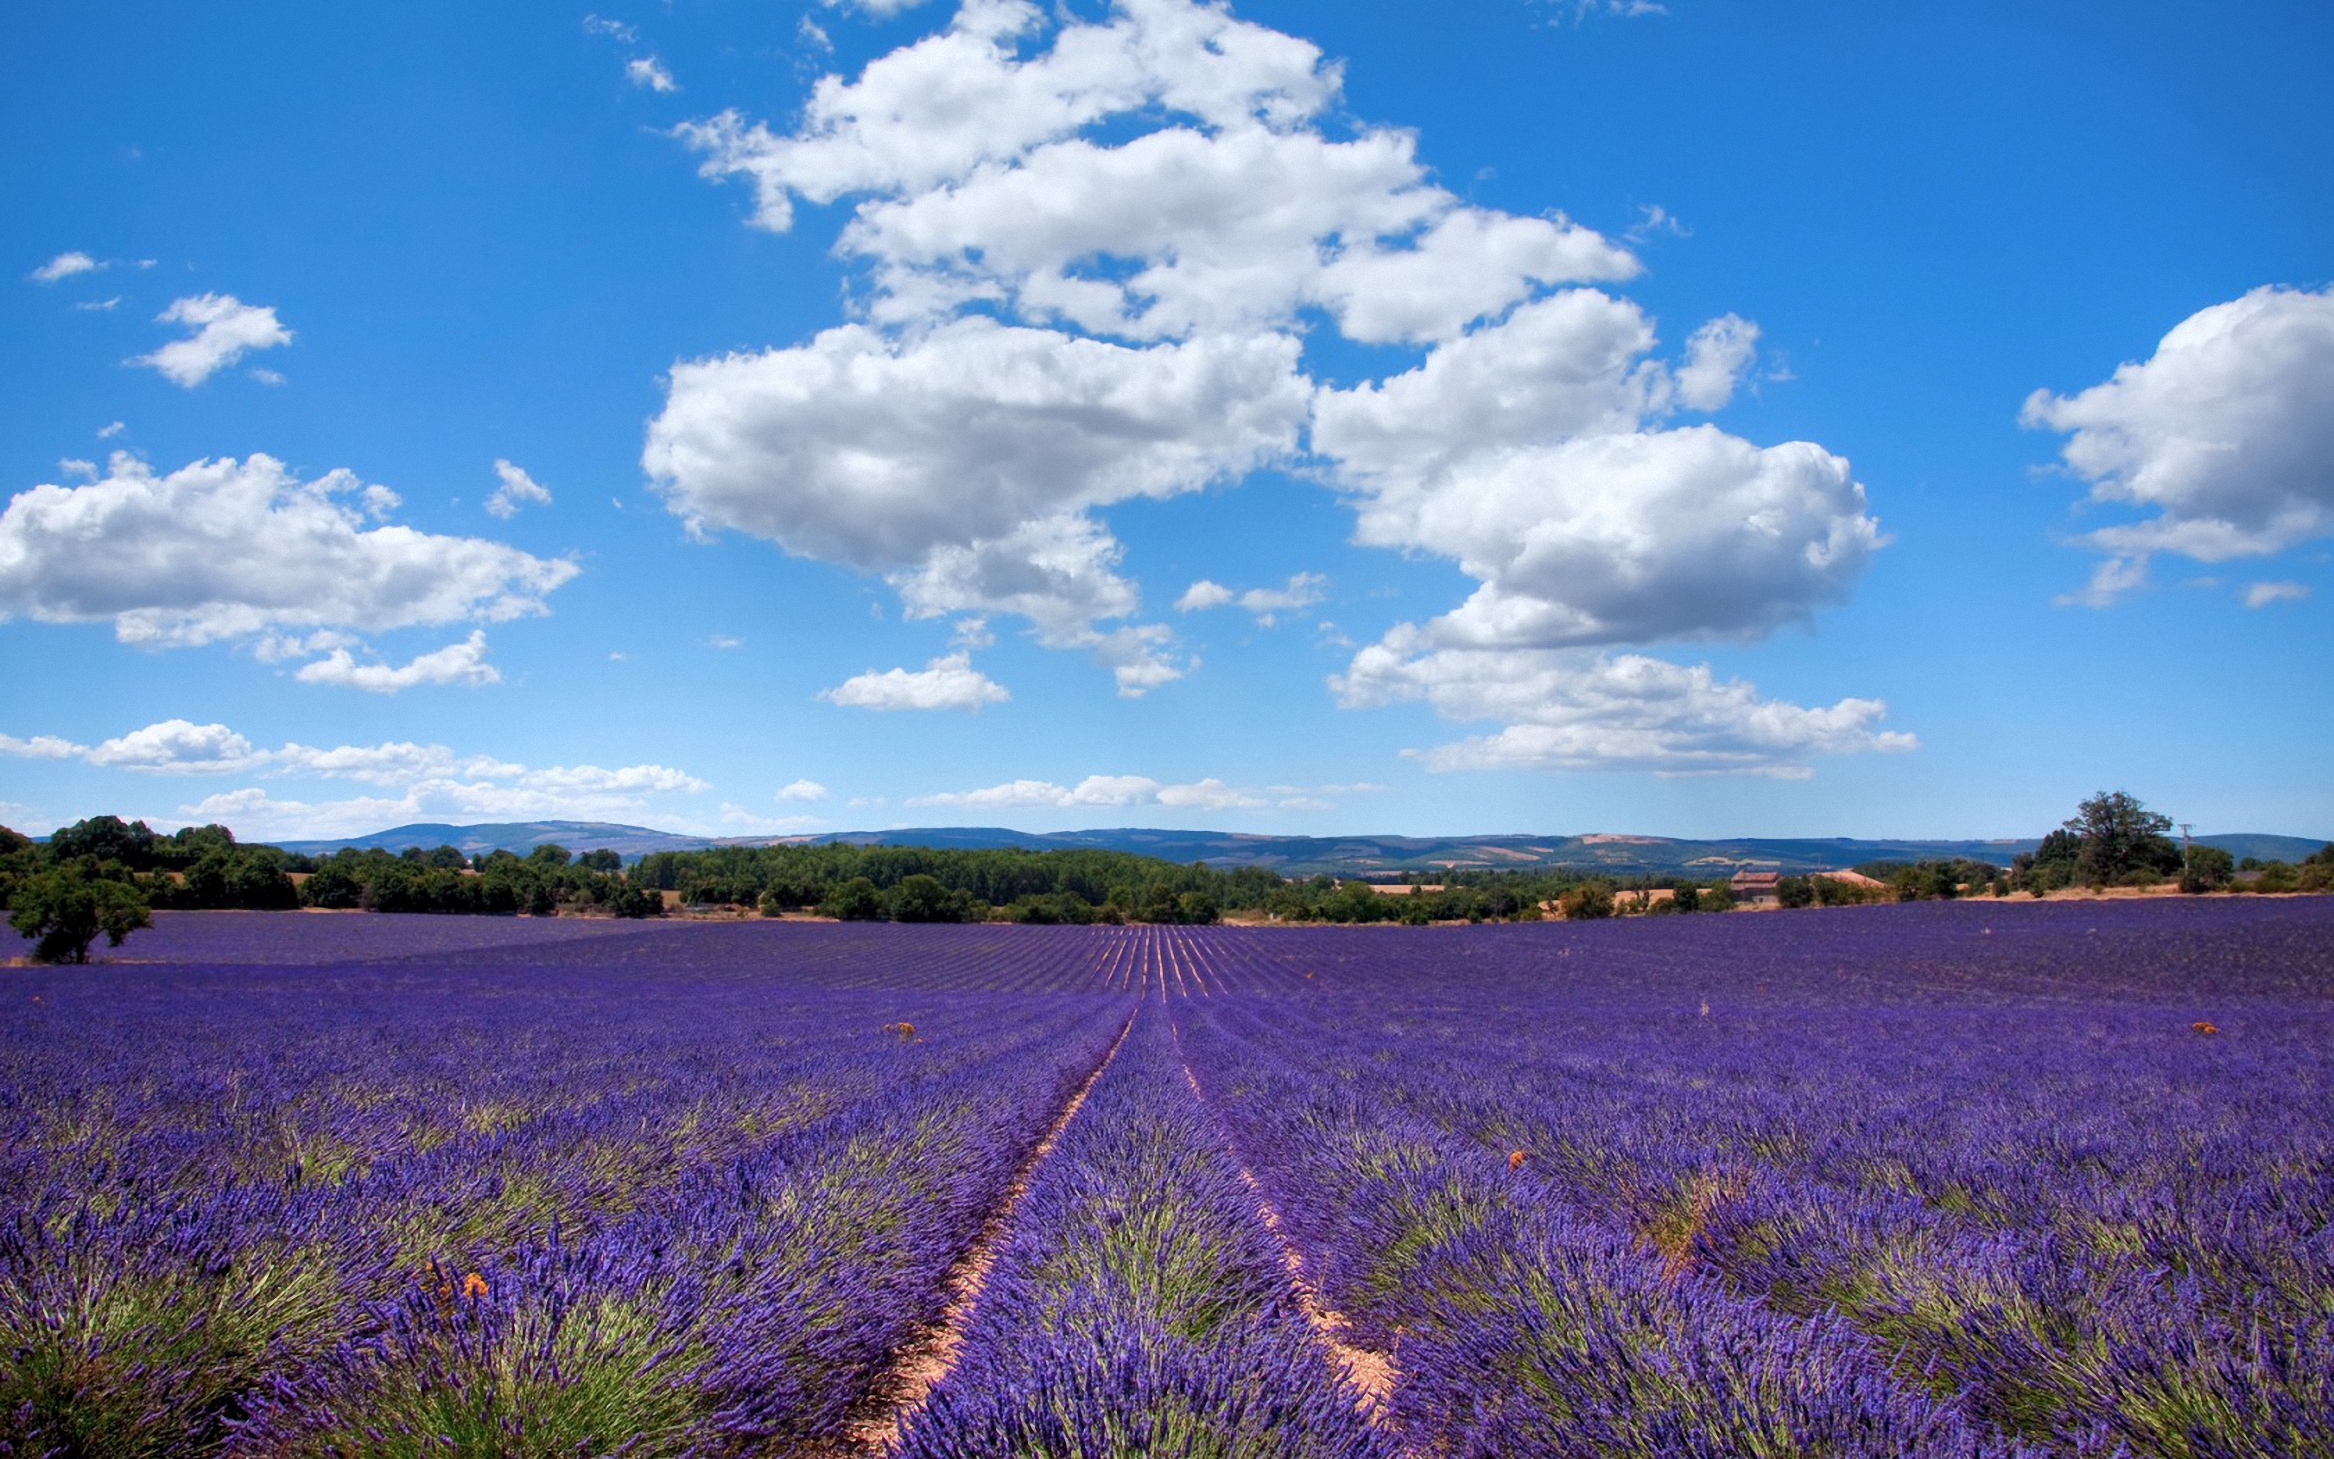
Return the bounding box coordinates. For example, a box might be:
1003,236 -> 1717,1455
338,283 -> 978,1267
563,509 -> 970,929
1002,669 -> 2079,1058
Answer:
5,900 -> 2331,1456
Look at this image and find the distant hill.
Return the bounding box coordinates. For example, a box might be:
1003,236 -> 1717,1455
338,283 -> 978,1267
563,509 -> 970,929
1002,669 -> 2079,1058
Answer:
275,821 -> 2329,877
275,821 -> 725,861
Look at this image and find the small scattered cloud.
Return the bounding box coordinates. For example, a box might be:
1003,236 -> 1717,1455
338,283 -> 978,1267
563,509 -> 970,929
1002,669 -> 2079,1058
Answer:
582,14 -> 637,43
905,771 -> 1352,814
821,0 -> 939,16
1622,203 -> 1689,243
28,251 -> 99,284
627,55 -> 677,92
1174,572 -> 1326,625
2243,580 -> 2310,609
56,459 -> 97,481
777,778 -> 830,802
292,631 -> 501,693
1674,315 -> 1759,412
1533,0 -> 1668,22
708,633 -> 743,650
97,421 -> 125,439
485,458 -> 553,519
820,651 -> 1010,711
74,296 -> 122,313
717,803 -> 823,834
129,293 -> 292,387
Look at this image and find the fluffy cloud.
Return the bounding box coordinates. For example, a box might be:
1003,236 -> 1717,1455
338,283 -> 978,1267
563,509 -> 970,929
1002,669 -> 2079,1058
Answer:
29,251 -> 99,283
129,293 -> 292,386
648,320 -> 1305,564
648,320 -> 1300,686
1,720 -> 709,828
2024,285 -> 2334,601
292,631 -> 500,693
1175,571 -> 1324,625
777,779 -> 830,802
627,56 -> 677,92
0,719 -> 265,775
0,718 -> 705,839
485,459 -> 554,519
0,454 -> 578,647
820,651 -> 1011,711
664,0 -> 1887,745
1319,294 -> 1878,653
1336,635 -> 1915,778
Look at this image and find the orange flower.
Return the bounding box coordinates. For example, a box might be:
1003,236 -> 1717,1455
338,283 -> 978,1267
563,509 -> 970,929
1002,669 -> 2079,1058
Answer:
2191,1021 -> 2219,1036
461,1272 -> 490,1300
1508,1149 -> 1528,1170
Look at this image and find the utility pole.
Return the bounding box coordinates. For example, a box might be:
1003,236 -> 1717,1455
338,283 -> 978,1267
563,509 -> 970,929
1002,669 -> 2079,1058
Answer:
2181,822 -> 2194,880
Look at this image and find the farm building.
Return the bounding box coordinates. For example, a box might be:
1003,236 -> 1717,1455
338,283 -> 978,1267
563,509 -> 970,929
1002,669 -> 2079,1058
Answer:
1730,870 -> 1783,905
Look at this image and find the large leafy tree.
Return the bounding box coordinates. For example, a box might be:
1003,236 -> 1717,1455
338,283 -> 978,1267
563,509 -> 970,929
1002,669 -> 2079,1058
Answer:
9,864 -> 152,964
2064,790 -> 2181,885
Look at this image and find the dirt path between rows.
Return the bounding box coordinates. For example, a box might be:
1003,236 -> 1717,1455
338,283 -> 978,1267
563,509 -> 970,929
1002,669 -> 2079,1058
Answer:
822,1007 -> 1137,1456
1172,1033 -> 1400,1429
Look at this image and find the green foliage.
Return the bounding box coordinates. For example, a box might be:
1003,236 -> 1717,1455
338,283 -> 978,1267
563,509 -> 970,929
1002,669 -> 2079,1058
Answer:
2178,845 -> 2235,894
1815,876 -> 1881,907
886,874 -> 979,923
2062,790 -> 2181,887
1558,881 -> 1616,920
48,815 -> 159,870
9,863 -> 152,963
1776,875 -> 1816,909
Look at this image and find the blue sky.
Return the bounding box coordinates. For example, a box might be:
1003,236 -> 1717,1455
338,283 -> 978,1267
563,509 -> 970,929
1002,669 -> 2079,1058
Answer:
3,0 -> 2328,844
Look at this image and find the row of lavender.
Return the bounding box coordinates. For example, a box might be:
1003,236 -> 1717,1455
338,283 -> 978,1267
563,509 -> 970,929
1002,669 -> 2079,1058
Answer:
1174,902 -> 2334,1456
2,929 -> 1129,1454
894,1008 -> 1387,1457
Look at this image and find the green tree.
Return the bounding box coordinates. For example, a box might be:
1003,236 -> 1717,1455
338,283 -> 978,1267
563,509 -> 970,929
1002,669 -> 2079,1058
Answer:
9,864 -> 152,964
1776,875 -> 1815,909
2064,790 -> 2180,886
2179,845 -> 2235,894
49,815 -> 158,870
1558,880 -> 1615,920
821,876 -> 885,921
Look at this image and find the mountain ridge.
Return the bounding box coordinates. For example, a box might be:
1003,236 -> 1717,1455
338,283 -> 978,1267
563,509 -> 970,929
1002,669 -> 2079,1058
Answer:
273,821 -> 2329,877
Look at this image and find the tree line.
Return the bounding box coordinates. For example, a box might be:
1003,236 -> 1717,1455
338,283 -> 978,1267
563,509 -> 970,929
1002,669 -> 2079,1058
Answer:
7,793 -> 2327,962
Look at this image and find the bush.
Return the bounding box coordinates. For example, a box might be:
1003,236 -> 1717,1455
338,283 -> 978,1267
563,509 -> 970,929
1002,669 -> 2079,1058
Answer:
1558,881 -> 1616,920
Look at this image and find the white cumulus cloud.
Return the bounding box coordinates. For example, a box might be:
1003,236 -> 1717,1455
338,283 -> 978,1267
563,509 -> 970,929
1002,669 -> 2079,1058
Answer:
0,454 -> 578,648
777,779 -> 830,802
820,651 -> 1011,711
292,630 -> 501,693
1335,635 -> 1915,778
627,56 -> 677,92
2024,285 -> 2334,602
658,0 -> 1890,749
129,293 -> 293,387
